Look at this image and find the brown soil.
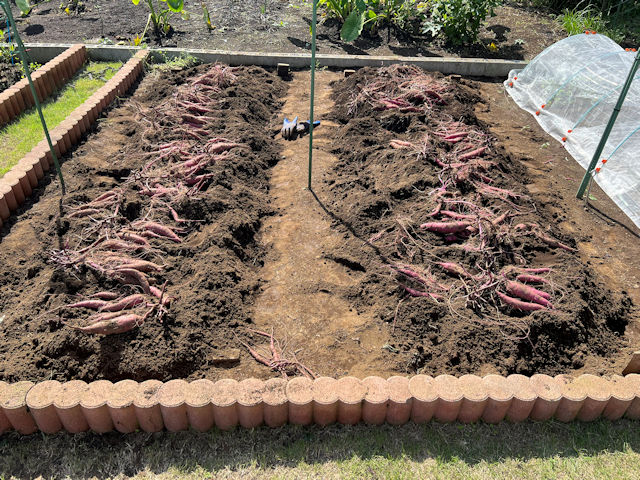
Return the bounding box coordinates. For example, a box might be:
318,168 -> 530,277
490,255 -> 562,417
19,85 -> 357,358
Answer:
0,62 -> 22,92
314,67 -> 636,377
0,64 -> 638,383
0,64 -> 287,382
11,0 -> 569,60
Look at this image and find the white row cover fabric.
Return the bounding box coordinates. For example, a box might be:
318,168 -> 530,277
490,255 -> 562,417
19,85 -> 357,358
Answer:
505,33 -> 640,227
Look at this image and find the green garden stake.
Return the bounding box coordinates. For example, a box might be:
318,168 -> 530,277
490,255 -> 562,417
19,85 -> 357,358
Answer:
1,0 -> 66,194
576,49 -> 640,200
307,0 -> 317,190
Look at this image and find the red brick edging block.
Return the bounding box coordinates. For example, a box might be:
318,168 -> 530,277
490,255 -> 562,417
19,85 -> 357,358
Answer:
0,49 -> 148,230
0,44 -> 87,128
2,374 -> 640,435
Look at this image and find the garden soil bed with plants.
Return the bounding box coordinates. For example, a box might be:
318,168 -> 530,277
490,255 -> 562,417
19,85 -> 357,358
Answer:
0,63 -> 637,384
10,0 -> 568,60
0,62 -> 22,92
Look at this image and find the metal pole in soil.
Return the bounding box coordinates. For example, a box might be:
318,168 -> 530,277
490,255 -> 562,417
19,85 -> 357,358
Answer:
576,49 -> 639,200
307,0 -> 318,190
2,0 -> 66,194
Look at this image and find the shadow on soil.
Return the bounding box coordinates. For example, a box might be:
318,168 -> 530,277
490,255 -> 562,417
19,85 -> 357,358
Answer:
0,420 -> 638,477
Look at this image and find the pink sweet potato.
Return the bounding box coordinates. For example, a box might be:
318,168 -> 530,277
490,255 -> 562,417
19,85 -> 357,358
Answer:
419,221 -> 472,234
140,222 -> 182,243
436,262 -> 472,278
68,314 -> 144,335
402,285 -> 443,301
497,291 -> 546,311
66,299 -> 108,310
516,274 -> 549,285
458,147 -> 486,161
505,280 -> 552,307
99,294 -> 147,312
89,292 -> 120,300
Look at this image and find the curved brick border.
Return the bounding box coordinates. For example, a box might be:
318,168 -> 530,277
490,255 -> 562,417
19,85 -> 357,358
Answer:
1,374 -> 640,434
0,49 -> 147,230
0,44 -> 86,128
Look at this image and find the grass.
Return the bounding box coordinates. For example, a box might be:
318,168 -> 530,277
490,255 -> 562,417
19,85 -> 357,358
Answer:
558,6 -> 623,42
0,61 -> 122,177
0,419 -> 639,479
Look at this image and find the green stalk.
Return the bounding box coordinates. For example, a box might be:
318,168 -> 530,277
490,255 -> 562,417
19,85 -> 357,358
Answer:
308,0 -> 318,190
576,49 -> 640,199
1,0 -> 65,194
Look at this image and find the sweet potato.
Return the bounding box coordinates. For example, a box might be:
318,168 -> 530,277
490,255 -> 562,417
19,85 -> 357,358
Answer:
66,299 -> 108,310
497,291 -> 546,311
437,262 -> 472,278
99,294 -> 146,312
89,292 -> 120,300
68,314 -> 144,335
420,221 -> 472,234
516,274 -> 549,285
458,147 -> 486,161
402,285 -> 443,301
505,280 -> 552,307
140,222 -> 182,243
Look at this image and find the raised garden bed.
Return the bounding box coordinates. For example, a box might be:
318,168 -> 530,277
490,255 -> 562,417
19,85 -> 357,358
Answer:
0,62 -> 22,92
0,60 -> 122,176
10,0 -> 569,60
0,61 -> 637,385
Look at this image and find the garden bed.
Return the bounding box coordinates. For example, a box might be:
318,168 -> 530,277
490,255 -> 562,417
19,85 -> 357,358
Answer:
0,61 -> 122,176
0,63 -> 285,381
11,0 -> 568,60
0,62 -> 22,92
318,66 -> 634,376
0,63 -> 637,383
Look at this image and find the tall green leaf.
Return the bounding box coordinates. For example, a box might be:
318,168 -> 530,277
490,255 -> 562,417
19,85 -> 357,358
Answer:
341,9 -> 365,41
166,0 -> 184,12
16,0 -> 31,15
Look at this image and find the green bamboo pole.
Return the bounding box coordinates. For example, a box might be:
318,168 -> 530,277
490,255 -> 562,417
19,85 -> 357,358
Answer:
1,0 -> 66,194
576,49 -> 640,199
307,0 -> 317,190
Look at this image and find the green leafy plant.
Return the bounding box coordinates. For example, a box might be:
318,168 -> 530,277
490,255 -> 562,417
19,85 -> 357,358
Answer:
321,0 -> 427,42
422,0 -> 502,44
201,1 -> 213,30
15,0 -> 31,15
559,6 -> 623,42
131,0 -> 187,39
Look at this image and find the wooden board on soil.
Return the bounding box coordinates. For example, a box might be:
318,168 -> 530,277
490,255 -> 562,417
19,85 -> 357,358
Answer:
0,65 -> 637,383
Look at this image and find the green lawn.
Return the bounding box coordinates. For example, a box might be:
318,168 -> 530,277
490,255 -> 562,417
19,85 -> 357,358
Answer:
0,420 -> 638,479
0,61 -> 122,177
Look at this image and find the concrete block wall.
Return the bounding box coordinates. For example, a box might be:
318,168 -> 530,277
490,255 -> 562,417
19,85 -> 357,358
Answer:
0,50 -> 147,230
1,374 -> 639,434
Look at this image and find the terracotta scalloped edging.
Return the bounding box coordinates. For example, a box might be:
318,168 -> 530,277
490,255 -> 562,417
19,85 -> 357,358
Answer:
1,374 -> 640,435
0,49 -> 147,227
0,44 -> 87,128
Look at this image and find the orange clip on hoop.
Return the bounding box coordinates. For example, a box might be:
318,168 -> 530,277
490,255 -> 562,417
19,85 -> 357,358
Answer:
602,159 -> 608,164
541,104 -> 546,109
595,167 -> 601,173
562,137 -> 567,142
535,110 -> 540,116
509,82 -> 514,87
514,76 -> 518,80
567,129 -> 572,133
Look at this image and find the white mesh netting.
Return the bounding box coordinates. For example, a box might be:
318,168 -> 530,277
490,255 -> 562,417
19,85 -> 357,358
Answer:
505,33 -> 640,227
